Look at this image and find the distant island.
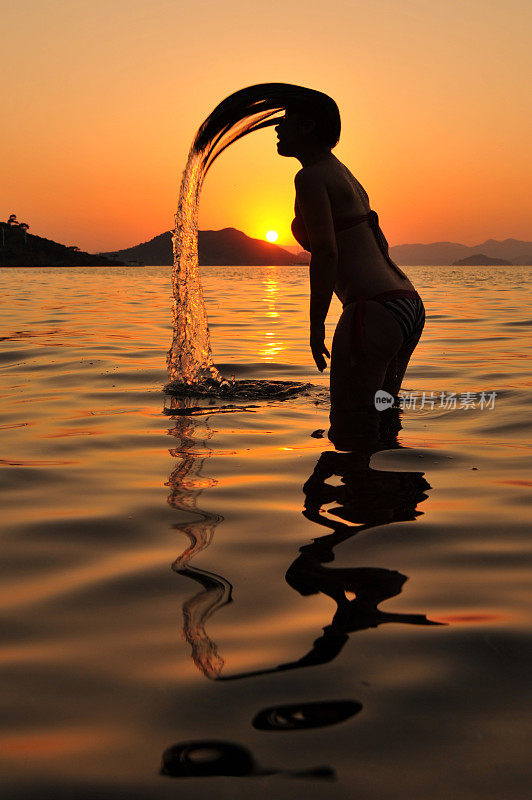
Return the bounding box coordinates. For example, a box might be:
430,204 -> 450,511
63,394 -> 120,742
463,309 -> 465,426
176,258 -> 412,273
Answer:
389,238 -> 532,266
451,254 -> 512,266
0,220 -> 124,267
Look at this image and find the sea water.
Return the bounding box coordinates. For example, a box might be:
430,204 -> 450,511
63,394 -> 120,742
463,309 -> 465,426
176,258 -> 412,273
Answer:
0,264 -> 531,799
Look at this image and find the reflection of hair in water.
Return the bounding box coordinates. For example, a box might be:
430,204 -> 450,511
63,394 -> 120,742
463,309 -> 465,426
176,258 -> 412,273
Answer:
166,412 -> 232,679
177,567 -> 232,680
168,452 -> 222,570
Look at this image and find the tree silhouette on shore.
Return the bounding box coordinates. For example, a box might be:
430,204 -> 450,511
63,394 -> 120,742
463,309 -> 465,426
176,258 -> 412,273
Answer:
4,214 -> 30,244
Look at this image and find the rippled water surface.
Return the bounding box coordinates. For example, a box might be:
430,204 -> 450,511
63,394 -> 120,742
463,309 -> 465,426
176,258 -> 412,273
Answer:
1,265 -> 531,799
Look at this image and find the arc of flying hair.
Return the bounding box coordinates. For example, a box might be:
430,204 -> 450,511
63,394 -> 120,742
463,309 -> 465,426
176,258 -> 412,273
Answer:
167,82 -> 339,387
191,82 -> 339,177
202,114 -> 282,177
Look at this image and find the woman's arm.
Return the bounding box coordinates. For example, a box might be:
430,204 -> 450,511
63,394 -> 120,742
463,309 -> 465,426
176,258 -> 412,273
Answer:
294,169 -> 338,371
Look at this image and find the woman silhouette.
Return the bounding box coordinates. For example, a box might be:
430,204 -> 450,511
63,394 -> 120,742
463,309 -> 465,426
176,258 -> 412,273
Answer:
190,84 -> 425,420
273,91 -> 425,420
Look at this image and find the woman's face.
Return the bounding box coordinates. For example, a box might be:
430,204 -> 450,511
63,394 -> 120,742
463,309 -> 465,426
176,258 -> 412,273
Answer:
275,111 -> 311,157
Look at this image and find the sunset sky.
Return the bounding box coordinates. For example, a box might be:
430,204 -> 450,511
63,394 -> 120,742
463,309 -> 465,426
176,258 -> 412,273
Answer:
2,0 -> 531,252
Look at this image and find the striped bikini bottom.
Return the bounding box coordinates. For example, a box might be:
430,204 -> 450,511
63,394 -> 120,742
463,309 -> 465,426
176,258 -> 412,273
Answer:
343,289 -> 426,364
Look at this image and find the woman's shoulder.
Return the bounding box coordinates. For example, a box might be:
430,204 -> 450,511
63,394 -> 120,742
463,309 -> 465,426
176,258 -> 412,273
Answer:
294,164 -> 322,184
294,159 -> 369,215
294,162 -> 337,193
296,158 -> 361,186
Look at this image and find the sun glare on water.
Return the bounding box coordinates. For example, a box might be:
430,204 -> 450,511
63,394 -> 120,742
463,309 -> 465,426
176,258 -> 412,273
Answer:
265,230 -> 278,243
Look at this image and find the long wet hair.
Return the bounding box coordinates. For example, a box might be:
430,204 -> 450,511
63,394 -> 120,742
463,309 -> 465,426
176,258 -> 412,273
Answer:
193,83 -> 341,176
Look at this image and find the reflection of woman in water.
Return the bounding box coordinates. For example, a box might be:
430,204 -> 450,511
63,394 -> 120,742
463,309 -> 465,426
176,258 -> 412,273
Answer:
273,90 -> 425,423
216,437 -> 439,681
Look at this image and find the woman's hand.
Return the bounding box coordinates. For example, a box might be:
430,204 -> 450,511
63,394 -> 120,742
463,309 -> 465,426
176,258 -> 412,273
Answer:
310,324 -> 330,372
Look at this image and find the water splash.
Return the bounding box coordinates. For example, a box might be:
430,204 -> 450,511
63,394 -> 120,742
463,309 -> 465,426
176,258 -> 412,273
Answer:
166,149 -> 221,386
165,150 -> 309,398
166,84 -> 315,399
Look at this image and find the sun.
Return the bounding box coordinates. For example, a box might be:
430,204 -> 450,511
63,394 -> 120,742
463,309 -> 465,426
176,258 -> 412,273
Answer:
265,230 -> 278,243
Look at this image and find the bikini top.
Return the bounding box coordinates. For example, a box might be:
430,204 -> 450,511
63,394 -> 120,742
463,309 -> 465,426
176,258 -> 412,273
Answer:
291,209 -> 407,281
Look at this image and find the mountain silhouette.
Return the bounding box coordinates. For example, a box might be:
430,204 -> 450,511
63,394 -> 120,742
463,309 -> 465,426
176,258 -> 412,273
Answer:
100,227 -> 308,266
452,253 -> 512,266
4,220 -> 529,267
0,223 -> 124,267
389,237 -> 532,266
100,228 -> 532,266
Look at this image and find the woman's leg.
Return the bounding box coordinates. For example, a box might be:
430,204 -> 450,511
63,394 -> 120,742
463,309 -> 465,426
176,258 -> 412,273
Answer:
330,301 -> 404,409
329,301 -> 404,448
381,326 -> 424,401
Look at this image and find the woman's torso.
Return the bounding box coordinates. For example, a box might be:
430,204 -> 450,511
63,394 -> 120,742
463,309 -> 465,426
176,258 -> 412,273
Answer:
293,155 -> 416,305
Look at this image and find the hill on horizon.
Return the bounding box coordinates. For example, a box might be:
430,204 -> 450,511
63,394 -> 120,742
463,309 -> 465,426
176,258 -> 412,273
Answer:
452,253 -> 513,266
3,221 -> 529,267
100,228 -> 532,266
389,237 -> 532,265
0,222 -> 125,267
100,228 -> 308,266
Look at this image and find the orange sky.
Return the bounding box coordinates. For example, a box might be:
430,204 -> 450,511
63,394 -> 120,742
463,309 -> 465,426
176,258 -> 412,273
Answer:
2,0 -> 531,252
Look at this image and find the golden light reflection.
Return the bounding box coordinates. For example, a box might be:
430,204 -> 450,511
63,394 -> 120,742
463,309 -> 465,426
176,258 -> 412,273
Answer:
259,274 -> 286,361
260,340 -> 284,360
265,278 -> 278,295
